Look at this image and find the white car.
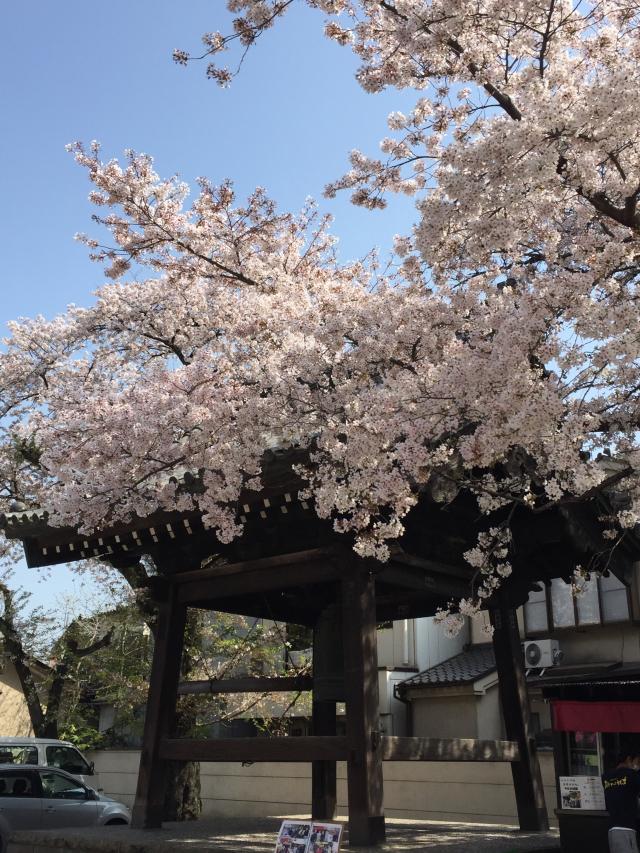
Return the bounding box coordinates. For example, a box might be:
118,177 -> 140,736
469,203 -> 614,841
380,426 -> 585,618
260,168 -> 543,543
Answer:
0,738 -> 100,790
0,764 -> 130,852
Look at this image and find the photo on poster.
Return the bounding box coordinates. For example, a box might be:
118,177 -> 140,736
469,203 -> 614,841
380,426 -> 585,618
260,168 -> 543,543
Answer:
274,820 -> 342,853
309,822 -> 342,853
275,820 -> 312,853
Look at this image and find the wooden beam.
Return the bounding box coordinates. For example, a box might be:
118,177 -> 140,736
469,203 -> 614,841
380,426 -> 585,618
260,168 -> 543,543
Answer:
342,560 -> 386,846
377,565 -> 469,599
175,548 -> 333,584
380,736 -> 520,762
159,736 -> 349,763
178,560 -> 341,603
390,548 -> 472,581
194,596 -> 319,626
177,676 -> 313,695
491,596 -> 549,831
312,603 -> 341,821
131,585 -> 187,829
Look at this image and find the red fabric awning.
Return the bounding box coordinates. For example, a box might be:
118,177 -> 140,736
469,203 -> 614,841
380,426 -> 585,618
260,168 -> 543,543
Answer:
552,700 -> 640,732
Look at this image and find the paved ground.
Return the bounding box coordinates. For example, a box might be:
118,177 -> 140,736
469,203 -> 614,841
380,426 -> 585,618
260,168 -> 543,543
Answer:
9,817 -> 560,853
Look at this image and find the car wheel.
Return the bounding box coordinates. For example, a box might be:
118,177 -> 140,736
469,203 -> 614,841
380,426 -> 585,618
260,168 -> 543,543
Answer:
105,818 -> 128,825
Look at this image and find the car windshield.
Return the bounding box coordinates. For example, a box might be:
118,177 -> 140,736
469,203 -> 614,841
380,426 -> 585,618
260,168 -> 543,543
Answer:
45,745 -> 89,775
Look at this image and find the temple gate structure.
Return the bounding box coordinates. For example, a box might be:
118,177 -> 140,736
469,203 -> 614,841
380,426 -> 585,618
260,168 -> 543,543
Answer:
2,449 -> 638,846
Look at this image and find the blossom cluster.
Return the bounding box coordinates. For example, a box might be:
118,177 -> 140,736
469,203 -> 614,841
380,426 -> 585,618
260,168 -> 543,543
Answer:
3,2 -> 640,632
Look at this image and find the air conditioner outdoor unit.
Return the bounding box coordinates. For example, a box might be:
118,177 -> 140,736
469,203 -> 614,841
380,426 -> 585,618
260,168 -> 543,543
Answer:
523,639 -> 563,668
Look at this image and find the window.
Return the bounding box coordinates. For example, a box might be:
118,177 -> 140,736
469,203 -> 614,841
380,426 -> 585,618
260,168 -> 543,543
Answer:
39,770 -> 87,800
550,578 -> 575,628
600,573 -> 630,623
567,731 -> 601,776
0,746 -> 38,765
525,587 -> 548,633
524,574 -> 630,633
45,746 -> 89,776
0,772 -> 35,797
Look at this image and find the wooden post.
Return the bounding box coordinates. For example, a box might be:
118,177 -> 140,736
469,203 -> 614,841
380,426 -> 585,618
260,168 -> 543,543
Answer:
341,561 -> 385,846
131,581 -> 187,828
490,598 -> 549,831
312,602 -> 342,820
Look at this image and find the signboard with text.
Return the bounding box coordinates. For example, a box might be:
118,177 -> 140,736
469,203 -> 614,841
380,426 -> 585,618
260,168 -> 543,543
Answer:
560,775 -> 606,810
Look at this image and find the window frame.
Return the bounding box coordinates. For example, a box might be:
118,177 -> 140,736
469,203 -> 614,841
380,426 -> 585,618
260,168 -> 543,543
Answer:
524,575 -> 634,636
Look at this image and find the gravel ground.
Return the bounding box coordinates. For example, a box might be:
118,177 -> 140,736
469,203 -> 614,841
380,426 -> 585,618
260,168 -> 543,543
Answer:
9,817 -> 560,853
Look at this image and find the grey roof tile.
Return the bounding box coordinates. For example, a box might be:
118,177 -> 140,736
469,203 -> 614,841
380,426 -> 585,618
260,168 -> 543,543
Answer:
399,644 -> 496,691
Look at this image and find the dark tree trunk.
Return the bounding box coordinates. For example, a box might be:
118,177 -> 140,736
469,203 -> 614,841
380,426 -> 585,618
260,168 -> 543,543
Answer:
163,758 -> 202,821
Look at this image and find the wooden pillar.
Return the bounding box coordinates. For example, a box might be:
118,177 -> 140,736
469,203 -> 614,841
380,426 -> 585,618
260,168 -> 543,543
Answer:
131,581 -> 187,828
490,597 -> 549,831
341,561 -> 385,846
312,602 -> 342,820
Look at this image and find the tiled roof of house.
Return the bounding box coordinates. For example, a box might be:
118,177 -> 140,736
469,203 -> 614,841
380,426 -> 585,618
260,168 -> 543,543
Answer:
398,644 -> 496,692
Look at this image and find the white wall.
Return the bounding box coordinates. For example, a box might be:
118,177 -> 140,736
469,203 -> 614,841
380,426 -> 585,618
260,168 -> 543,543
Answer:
87,749 -> 558,827
378,670 -> 409,736
377,615 -> 469,674
414,616 -> 469,673
377,620 -> 417,669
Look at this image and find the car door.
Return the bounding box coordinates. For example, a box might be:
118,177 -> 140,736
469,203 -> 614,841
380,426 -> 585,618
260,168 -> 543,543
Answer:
0,769 -> 42,838
38,769 -> 98,829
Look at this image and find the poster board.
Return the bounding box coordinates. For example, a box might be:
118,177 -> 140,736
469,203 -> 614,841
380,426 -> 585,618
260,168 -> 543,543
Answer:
559,775 -> 606,810
274,820 -> 343,853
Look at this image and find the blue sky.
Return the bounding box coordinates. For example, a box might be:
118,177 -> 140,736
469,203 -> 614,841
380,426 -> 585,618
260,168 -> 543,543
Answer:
1,1 -> 418,613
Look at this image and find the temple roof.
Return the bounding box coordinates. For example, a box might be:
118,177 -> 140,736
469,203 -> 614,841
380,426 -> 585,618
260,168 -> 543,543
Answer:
2,450 -> 640,623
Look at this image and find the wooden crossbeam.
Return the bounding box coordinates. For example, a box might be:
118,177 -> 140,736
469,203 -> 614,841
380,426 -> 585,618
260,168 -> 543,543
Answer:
175,548 -> 333,584
178,559 -> 340,603
380,736 -> 520,762
177,675 -> 313,695
159,736 -> 349,763
158,734 -> 519,764
390,548 -> 471,581
377,565 -> 469,599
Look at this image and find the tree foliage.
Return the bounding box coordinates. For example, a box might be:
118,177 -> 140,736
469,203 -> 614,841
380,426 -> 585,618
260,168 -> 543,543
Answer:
3,0 -> 640,637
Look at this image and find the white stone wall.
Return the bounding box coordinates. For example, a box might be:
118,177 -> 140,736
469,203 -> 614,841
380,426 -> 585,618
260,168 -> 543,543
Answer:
87,749 -> 558,827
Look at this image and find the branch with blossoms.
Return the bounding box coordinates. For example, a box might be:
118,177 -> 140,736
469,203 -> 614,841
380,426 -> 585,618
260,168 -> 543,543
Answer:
435,523 -> 514,638
173,0 -> 295,86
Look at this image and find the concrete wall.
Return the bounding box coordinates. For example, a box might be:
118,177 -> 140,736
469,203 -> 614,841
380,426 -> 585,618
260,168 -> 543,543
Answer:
474,683 -> 503,741
0,662 -> 34,737
414,616 -> 469,673
541,621 -> 640,666
87,749 -> 558,827
410,694 -> 479,739
407,678 -> 503,741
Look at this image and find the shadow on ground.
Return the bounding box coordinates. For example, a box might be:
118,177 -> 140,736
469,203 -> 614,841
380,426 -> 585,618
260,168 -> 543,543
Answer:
9,817 -> 561,853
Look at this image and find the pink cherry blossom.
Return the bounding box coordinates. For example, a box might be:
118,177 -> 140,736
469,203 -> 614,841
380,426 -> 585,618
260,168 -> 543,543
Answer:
3,3 -> 640,629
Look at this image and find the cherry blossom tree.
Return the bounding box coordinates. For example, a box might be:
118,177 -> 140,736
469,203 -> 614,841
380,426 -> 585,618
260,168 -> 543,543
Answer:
3,1 -> 640,633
